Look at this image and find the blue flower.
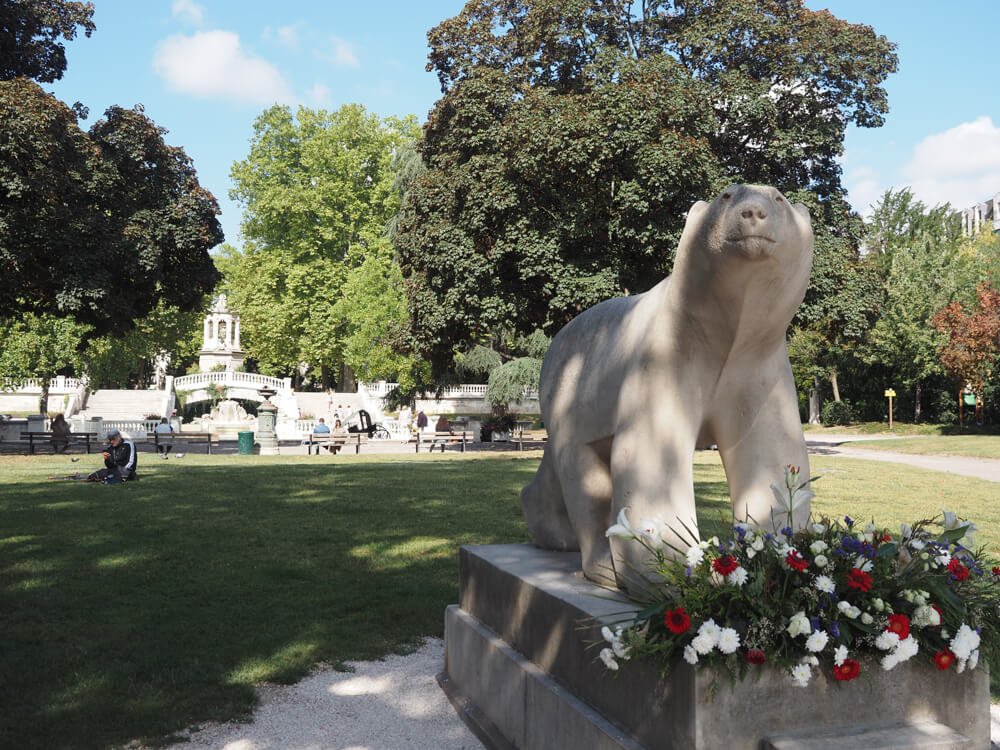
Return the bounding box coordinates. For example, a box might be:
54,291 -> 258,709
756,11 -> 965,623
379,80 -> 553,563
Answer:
844,515 -> 854,527
828,621 -> 841,638
781,527 -> 793,538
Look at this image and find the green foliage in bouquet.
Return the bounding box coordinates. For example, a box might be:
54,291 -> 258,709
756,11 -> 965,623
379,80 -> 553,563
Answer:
600,467 -> 1000,689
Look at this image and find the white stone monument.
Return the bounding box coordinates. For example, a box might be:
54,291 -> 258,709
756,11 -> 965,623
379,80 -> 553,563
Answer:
197,295 -> 245,373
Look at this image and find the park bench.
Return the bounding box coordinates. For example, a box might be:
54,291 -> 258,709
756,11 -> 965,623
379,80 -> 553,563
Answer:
302,432 -> 368,455
515,428 -> 549,451
414,430 -> 474,453
146,431 -> 217,454
20,431 -> 98,454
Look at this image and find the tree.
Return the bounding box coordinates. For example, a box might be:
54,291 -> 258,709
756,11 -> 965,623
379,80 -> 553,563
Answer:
0,79 -> 223,332
397,0 -> 898,377
0,0 -> 95,83
932,283 -> 1000,421
0,313 -> 87,413
859,189 -> 966,421
226,104 -> 419,385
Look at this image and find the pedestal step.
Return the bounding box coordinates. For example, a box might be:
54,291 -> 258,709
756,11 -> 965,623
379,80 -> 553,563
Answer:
764,720 -> 971,750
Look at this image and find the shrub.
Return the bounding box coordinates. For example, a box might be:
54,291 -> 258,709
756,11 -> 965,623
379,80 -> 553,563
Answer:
821,399 -> 854,426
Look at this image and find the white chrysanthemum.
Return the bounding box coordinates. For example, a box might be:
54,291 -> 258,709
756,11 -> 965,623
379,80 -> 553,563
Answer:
805,630 -> 829,653
683,645 -> 699,665
790,662 -> 812,687
968,649 -> 979,671
686,545 -> 705,567
814,575 -> 835,594
691,633 -> 714,655
833,645 -> 848,667
786,611 -> 811,638
935,552 -> 952,567
813,554 -> 829,568
950,624 -> 981,660
881,653 -> 899,670
895,636 -> 919,663
718,628 -> 740,655
728,566 -> 748,586
956,658 -> 967,674
809,540 -> 828,555
853,555 -> 873,572
599,648 -> 619,671
875,631 -> 901,651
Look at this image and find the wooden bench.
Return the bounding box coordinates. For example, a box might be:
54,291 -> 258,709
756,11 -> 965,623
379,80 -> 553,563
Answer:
303,432 -> 368,455
21,431 -> 98,454
515,428 -> 549,451
147,431 -> 217,454
414,430 -> 474,453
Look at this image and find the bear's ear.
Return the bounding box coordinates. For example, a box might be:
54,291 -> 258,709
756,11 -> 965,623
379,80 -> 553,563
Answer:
686,200 -> 709,222
792,202 -> 811,221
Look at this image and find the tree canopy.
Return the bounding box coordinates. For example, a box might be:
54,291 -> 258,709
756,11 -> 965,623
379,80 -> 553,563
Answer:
0,0 -> 95,83
225,104 -> 420,385
1,1 -> 222,335
396,0 -> 898,377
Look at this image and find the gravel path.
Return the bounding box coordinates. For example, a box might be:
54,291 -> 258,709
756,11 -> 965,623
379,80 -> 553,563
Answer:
164,639 -> 482,750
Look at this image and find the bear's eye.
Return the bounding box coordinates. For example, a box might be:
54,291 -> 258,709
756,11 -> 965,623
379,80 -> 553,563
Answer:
722,192 -> 731,200
775,195 -> 784,203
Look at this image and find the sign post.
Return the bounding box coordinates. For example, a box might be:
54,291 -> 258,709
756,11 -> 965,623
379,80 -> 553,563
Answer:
884,388 -> 896,430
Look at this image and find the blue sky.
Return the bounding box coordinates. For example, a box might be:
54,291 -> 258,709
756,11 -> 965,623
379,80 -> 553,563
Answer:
48,1 -> 1000,247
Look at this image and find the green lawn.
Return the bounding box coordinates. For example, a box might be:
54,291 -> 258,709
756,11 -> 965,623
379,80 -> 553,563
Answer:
848,435 -> 1000,460
1,451 -> 998,749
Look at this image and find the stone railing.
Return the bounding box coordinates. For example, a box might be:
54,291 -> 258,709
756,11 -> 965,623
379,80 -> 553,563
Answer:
1,376 -> 85,392
173,372 -> 289,392
101,419 -> 161,439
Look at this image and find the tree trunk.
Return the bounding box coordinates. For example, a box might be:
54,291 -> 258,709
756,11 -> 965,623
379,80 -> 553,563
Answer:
830,370 -> 841,402
808,376 -> 821,424
38,379 -> 50,416
913,382 -> 922,423
339,364 -> 357,393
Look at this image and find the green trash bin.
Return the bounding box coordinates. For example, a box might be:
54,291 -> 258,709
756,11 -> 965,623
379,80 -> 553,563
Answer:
237,431 -> 255,455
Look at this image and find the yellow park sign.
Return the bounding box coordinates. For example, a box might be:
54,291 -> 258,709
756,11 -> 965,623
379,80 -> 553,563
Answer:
884,389 -> 896,398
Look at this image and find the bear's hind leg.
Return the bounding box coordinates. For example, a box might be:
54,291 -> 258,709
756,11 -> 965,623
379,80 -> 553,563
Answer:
521,447 -> 576,551
558,438 -> 616,587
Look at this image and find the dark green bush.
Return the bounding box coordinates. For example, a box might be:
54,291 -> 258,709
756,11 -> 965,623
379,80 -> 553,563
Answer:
821,399 -> 855,426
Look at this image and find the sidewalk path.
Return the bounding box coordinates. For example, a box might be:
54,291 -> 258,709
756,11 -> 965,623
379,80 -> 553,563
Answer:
806,434 -> 1000,483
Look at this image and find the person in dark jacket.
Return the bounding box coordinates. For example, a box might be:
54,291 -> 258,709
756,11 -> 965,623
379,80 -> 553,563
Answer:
87,429 -> 138,483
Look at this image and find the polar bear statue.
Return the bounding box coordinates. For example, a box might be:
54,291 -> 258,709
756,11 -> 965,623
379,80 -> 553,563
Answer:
521,184 -> 814,589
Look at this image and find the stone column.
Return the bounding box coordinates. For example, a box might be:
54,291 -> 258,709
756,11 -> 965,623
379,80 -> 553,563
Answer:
234,318 -> 241,349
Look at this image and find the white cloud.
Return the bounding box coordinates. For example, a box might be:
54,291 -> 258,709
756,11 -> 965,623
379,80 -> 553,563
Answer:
902,116 -> 1000,210
264,24 -> 300,49
308,83 -> 332,108
171,0 -> 204,26
844,164 -> 883,218
329,36 -> 360,68
153,31 -> 293,105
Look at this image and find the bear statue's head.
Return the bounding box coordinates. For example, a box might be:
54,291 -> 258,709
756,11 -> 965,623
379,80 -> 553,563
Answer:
681,184 -> 814,266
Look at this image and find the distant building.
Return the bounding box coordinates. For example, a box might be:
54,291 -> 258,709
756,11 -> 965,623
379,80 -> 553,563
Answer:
959,193 -> 1000,236
198,295 -> 245,372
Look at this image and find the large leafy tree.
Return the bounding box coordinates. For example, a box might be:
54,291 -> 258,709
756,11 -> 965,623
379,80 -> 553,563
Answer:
1,0 -> 222,334
932,283 -> 1000,414
226,104 -> 419,386
0,0 -> 94,83
396,0 -> 898,377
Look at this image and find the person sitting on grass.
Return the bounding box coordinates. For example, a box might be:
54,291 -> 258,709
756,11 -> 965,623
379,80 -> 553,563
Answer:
87,429 -> 138,484
154,417 -> 174,459
310,417 -> 331,455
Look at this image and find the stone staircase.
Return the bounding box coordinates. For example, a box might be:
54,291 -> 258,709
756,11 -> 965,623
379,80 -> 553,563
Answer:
78,390 -> 167,420
294,392 -> 365,420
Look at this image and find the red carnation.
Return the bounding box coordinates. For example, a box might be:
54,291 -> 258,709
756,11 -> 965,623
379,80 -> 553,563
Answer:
712,554 -> 739,576
664,607 -> 692,635
846,567 -> 873,592
744,649 -> 766,665
785,550 -> 809,572
886,613 -> 910,640
933,648 -> 956,671
832,658 -> 861,681
992,566 -> 1000,577
948,558 -> 970,581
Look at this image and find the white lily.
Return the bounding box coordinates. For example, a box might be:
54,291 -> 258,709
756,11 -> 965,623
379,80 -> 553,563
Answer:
606,508 -> 637,540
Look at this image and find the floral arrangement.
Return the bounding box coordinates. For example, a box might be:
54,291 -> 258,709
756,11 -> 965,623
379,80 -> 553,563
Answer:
598,466 -> 1000,688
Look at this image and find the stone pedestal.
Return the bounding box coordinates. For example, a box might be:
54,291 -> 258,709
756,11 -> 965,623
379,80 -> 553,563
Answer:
442,544 -> 990,750
256,400 -> 279,455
